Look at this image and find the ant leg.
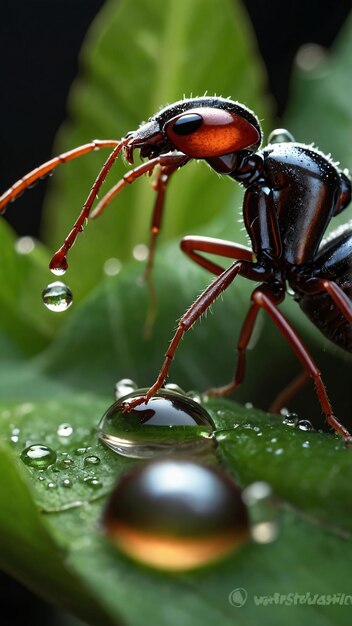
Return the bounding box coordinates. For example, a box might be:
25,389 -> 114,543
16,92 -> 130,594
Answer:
122,260 -> 249,411
180,236 -> 253,276
251,285 -> 351,442
0,140 -> 120,213
142,163 -> 182,338
318,280 -> 352,322
270,370 -> 309,414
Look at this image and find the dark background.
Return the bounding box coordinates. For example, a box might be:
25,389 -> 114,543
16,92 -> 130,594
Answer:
0,1 -> 350,624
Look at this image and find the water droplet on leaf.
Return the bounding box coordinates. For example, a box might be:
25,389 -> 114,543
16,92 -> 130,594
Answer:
21,444 -> 56,469
57,423 -> 73,437
242,481 -> 279,544
98,388 -> 215,459
103,458 -> 249,570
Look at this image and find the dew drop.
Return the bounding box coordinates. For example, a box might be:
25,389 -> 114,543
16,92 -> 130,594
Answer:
47,481 -> 56,489
302,440 -> 310,448
15,236 -> 35,255
62,478 -> 72,488
57,423 -> 73,437
242,481 -> 279,544
42,281 -> 73,312
75,447 -> 87,456
21,444 -> 56,469
102,458 -> 249,570
282,412 -> 299,427
267,128 -> 295,144
57,458 -> 74,470
104,257 -> 122,276
84,455 -> 101,466
298,419 -> 314,432
133,243 -> 148,261
98,388 -> 215,459
164,383 -> 186,395
115,378 -> 138,401
186,390 -> 202,404
84,477 -> 102,489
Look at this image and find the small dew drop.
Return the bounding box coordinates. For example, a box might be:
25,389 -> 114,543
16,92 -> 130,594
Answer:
302,441 -> 310,449
267,128 -> 295,144
164,383 -> 186,395
84,477 -> 102,489
47,481 -> 56,489
21,444 -> 56,469
115,378 -> 138,400
242,482 -> 279,544
186,390 -> 202,404
42,281 -> 73,312
274,448 -> 284,455
75,447 -> 87,456
15,236 -> 35,255
133,243 -> 149,261
298,419 -> 314,432
62,478 -> 72,488
104,257 -> 122,276
98,388 -> 215,459
84,455 -> 101,466
282,413 -> 299,427
295,43 -> 327,72
57,458 -> 74,470
245,402 -> 253,409
57,423 -> 73,437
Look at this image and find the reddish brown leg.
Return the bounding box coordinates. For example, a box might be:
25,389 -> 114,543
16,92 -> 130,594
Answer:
143,163 -> 185,338
122,260 -> 248,412
251,286 -> 351,442
270,370 -> 310,414
320,279 -> 352,322
0,140 -> 120,213
180,236 -> 253,276
49,139 -> 130,273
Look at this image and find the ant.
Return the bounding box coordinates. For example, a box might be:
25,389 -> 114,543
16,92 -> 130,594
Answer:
1,97 -> 351,441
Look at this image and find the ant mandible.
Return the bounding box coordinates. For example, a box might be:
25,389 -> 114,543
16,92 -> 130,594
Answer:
1,97 -> 351,441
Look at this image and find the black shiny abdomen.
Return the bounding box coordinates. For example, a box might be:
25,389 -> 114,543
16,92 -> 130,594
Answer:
262,144 -> 342,265
293,224 -> 352,352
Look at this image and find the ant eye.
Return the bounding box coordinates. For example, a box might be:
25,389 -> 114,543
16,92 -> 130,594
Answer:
172,114 -> 203,136
164,107 -> 260,159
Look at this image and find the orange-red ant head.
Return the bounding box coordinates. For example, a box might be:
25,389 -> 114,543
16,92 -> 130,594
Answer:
124,97 -> 261,164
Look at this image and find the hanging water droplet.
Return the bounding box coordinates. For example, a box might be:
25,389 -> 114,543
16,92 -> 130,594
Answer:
298,419 -> 314,432
115,378 -> 138,400
42,281 -> 72,312
21,444 -> 57,469
84,455 -> 101,466
102,458 -> 249,570
267,128 -> 295,144
50,252 -> 68,275
242,481 -> 279,544
57,423 -> 73,437
98,388 -> 215,459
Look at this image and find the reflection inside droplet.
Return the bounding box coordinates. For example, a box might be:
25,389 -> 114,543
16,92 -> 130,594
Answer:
42,281 -> 73,312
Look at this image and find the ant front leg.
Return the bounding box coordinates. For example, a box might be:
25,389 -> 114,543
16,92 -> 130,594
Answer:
122,260 -> 258,412
180,236 -> 254,275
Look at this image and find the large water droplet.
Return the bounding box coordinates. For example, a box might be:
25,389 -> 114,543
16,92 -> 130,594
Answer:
102,458 -> 249,570
84,455 -> 101,466
98,388 -> 215,459
42,281 -> 72,312
21,444 -> 56,469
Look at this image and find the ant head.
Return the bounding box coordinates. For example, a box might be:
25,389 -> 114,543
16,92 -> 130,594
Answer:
124,97 -> 262,163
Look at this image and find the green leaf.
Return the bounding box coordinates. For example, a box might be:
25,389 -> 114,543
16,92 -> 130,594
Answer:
2,394 -> 352,626
42,0 -> 271,301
